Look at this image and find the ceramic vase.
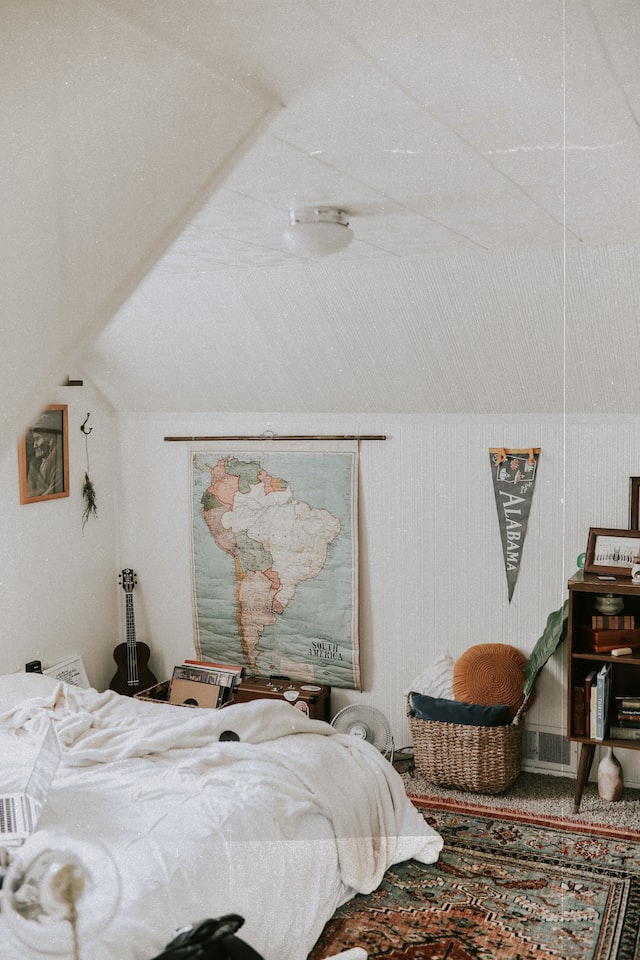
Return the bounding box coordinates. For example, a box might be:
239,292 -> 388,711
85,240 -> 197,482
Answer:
597,747 -> 624,802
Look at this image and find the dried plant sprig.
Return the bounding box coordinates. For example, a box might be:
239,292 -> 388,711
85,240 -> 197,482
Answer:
82,472 -> 98,529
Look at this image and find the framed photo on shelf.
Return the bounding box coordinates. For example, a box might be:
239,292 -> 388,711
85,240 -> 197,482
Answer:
585,526 -> 640,577
630,477 -> 640,529
18,404 -> 69,504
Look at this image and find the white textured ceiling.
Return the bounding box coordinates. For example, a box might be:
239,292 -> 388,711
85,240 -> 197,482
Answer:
67,1 -> 640,413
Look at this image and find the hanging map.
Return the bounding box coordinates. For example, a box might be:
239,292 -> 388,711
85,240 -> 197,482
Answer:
190,441 -> 360,689
489,447 -> 540,603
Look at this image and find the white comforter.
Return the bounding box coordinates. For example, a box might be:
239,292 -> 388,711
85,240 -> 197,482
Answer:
0,678 -> 442,960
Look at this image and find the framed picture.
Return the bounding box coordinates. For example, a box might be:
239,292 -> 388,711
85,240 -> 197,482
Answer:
630,477 -> 640,529
585,526 -> 640,577
18,404 -> 69,504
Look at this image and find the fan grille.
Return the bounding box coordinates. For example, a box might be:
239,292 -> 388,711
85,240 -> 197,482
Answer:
331,705 -> 394,759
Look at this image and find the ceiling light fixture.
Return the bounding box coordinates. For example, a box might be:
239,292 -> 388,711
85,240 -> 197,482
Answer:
283,207 -> 354,258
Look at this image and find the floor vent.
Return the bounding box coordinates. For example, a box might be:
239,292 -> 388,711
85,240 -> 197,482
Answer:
522,728 -> 572,767
522,729 -> 537,760
538,731 -> 571,765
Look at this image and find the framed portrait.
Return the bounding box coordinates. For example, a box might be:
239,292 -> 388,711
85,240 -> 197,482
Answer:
630,477 -> 640,529
18,404 -> 69,504
585,526 -> 640,577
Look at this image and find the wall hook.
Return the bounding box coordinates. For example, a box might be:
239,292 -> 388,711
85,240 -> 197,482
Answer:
80,413 -> 93,435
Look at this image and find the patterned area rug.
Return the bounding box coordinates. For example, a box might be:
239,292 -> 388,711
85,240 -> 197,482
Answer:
309,804 -> 640,960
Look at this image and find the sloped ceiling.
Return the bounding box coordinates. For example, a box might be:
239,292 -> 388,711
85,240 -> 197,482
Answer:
0,0 -> 275,448
7,1 -> 640,423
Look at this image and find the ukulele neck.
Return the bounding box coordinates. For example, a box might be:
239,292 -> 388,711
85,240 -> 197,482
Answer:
124,590 -> 139,686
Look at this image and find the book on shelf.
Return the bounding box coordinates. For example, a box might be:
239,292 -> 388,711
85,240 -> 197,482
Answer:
594,662 -> 612,740
609,724 -> 640,740
572,685 -> 587,736
613,694 -> 640,729
616,696 -> 640,711
591,614 -> 636,630
616,709 -> 640,724
584,669 -> 597,739
580,627 -> 640,653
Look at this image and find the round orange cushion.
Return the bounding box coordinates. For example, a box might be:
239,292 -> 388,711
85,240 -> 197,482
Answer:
453,643 -> 526,718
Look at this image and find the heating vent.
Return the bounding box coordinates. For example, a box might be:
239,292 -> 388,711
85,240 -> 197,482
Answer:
522,729 -> 537,760
522,728 -> 572,767
539,731 -> 571,765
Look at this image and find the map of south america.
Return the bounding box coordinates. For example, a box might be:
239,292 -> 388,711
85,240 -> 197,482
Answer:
198,456 -> 341,671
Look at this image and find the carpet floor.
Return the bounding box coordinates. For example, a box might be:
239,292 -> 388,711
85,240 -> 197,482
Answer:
309,805 -> 640,960
396,752 -> 640,832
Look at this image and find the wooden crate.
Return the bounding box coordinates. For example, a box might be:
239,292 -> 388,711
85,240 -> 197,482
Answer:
134,680 -> 175,704
134,679 -> 235,709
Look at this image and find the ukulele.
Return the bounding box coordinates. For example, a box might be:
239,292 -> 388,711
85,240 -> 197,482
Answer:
109,568 -> 157,696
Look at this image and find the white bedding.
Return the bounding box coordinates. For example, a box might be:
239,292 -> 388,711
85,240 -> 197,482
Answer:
0,675 -> 442,960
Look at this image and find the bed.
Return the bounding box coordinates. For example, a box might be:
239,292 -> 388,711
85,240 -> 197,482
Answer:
0,673 -> 443,960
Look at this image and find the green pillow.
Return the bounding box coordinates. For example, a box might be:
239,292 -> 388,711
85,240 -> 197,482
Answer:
410,692 -> 511,727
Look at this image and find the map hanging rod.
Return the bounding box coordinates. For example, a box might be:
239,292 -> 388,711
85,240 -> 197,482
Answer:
164,434 -> 387,442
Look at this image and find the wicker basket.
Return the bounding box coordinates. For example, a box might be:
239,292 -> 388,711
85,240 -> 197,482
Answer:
407,697 -> 525,794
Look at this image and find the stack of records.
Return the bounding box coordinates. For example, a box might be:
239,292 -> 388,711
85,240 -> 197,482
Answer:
610,696 -> 640,740
169,660 -> 244,708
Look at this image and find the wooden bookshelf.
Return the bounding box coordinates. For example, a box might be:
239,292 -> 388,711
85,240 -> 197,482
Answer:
568,570 -> 640,812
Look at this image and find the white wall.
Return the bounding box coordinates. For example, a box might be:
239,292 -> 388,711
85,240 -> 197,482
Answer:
0,382 -> 118,690
0,0 -> 275,459
114,410 -> 640,786
3,404 -> 640,787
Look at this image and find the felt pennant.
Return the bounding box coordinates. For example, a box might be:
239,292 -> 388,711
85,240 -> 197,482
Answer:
489,447 -> 540,602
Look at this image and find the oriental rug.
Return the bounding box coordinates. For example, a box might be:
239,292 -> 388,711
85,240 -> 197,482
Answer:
308,806 -> 640,960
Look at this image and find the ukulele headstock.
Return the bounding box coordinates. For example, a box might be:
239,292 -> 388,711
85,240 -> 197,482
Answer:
119,568 -> 137,593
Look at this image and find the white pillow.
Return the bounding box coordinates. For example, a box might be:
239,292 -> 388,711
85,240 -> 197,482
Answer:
407,655 -> 455,699
0,672 -> 62,712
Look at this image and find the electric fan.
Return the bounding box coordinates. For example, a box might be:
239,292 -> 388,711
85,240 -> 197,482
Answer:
330,705 -> 394,762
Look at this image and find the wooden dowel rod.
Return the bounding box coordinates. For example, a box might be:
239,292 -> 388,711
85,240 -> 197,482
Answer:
163,434 -> 386,442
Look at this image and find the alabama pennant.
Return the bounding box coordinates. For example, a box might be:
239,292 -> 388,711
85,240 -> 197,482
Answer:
489,448 -> 540,602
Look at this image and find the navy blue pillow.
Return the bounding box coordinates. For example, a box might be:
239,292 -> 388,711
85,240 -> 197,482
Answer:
410,692 -> 511,727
